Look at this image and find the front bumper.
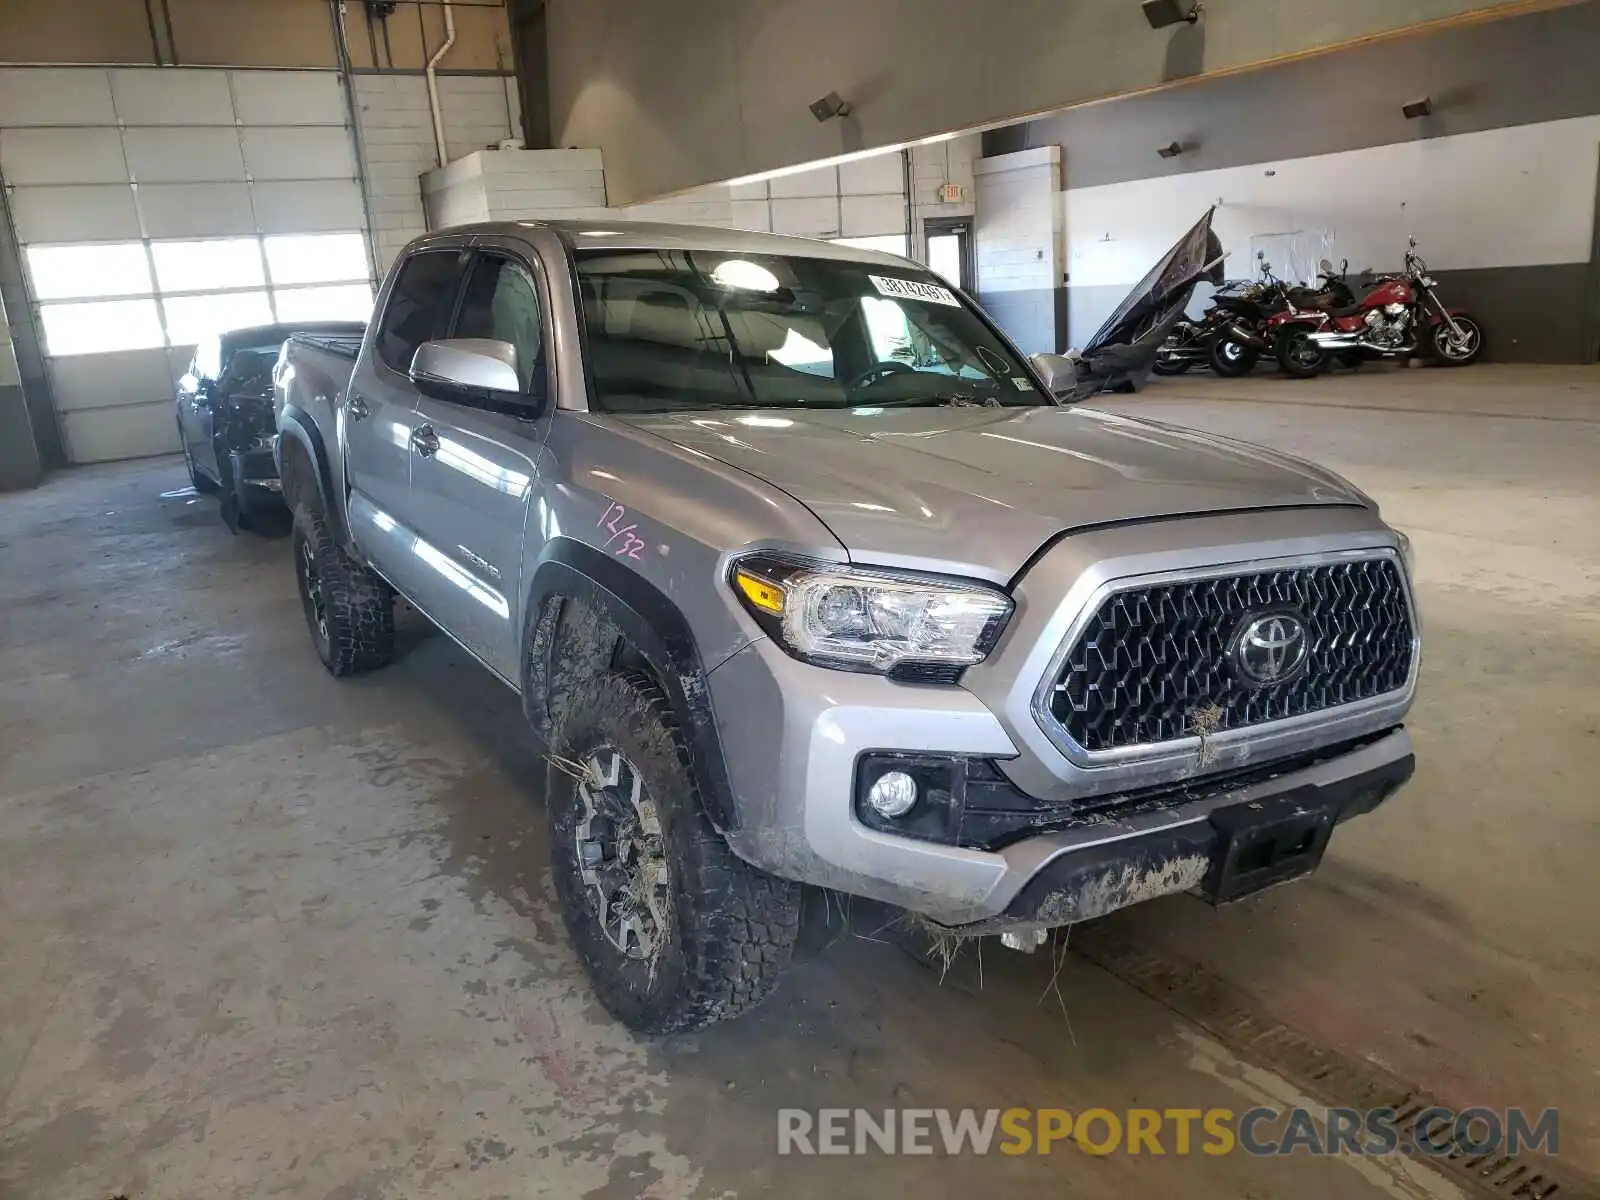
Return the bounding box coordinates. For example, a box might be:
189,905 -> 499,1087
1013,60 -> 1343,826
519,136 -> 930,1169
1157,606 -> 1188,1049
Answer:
708,635 -> 1414,927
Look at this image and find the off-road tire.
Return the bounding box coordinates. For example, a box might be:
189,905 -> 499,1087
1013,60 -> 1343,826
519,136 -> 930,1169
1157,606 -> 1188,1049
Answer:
548,671 -> 800,1034
291,501 -> 395,676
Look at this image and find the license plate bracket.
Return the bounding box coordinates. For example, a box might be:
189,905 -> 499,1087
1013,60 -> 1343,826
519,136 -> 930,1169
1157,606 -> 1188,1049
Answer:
1201,792 -> 1338,904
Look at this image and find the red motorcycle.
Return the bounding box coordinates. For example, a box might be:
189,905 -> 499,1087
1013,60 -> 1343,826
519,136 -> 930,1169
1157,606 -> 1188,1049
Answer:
1269,238 -> 1484,377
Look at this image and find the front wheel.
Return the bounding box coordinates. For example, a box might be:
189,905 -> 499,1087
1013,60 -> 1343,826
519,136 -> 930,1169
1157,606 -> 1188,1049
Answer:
1431,313 -> 1484,366
548,672 -> 800,1034
1276,327 -> 1328,379
1208,336 -> 1259,377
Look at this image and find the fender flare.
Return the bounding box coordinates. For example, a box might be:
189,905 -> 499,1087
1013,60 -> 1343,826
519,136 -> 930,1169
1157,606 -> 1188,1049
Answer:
522,540 -> 740,833
277,404 -> 350,547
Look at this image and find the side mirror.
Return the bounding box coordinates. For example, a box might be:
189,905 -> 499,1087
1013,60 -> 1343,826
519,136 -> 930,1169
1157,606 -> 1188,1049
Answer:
1408,235 -> 1418,249
1319,258 -> 1334,275
409,338 -> 534,409
1029,352 -> 1079,400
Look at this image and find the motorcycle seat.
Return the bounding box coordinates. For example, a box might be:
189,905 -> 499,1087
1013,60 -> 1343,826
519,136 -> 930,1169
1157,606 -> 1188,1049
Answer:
1324,302 -> 1369,318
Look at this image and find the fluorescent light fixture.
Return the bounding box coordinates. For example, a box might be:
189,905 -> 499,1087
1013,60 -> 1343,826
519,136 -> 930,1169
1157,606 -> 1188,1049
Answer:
723,144 -> 910,189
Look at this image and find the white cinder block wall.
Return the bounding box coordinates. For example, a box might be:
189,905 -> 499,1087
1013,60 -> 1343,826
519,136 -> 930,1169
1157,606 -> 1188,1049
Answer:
354,73 -> 521,273
973,146 -> 1064,354
909,136 -> 978,263
1063,115 -> 1600,345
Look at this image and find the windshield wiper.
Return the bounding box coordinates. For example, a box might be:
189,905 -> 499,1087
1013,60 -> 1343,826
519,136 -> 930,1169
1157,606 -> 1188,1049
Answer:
862,392 -> 1006,409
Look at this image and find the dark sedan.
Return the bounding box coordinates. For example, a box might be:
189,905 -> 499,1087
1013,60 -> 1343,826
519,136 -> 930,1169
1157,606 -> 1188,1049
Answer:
175,321 -> 365,530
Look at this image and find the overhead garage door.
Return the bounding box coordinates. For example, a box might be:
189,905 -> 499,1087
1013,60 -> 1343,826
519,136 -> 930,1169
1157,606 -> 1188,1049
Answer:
0,67 -> 375,463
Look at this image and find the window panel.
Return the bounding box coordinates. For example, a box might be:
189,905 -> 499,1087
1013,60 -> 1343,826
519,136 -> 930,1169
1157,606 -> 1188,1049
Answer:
264,232 -> 369,285
26,243 -> 153,300
40,299 -> 164,355
927,234 -> 963,287
162,291 -> 274,346
152,238 -> 265,293
273,283 -> 374,324
830,234 -> 909,257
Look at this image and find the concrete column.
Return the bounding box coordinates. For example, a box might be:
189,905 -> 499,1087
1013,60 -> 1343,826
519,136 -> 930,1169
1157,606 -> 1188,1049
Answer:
0,289 -> 43,491
974,146 -> 1065,355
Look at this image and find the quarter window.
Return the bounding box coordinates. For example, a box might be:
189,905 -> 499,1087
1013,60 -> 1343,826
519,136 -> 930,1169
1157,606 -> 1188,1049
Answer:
376,250 -> 462,373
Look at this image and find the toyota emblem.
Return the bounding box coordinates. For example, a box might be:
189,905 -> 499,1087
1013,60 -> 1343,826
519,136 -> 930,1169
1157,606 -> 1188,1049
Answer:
1230,611 -> 1310,686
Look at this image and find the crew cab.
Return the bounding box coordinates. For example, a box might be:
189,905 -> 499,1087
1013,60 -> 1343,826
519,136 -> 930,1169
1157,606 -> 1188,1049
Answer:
275,222 -> 1420,1034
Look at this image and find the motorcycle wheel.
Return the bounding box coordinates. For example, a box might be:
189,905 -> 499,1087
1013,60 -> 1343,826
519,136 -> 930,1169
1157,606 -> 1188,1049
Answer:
1430,313 -> 1484,367
1151,358 -> 1191,376
1276,328 -> 1328,379
1208,337 -> 1258,377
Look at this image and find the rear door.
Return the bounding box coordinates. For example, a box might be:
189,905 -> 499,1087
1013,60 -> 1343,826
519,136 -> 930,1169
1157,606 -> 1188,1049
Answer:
407,244 -> 552,684
344,246 -> 466,589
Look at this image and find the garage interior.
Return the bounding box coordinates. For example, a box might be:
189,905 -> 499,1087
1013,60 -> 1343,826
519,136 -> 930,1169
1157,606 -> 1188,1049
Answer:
0,1 -> 1596,1198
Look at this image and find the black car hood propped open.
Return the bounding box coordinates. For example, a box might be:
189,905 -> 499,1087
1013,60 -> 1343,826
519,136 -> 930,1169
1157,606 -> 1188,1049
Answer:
1066,208 -> 1225,399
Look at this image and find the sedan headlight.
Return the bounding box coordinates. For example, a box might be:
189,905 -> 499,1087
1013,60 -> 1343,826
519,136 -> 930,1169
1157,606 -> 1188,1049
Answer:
729,554 -> 1012,675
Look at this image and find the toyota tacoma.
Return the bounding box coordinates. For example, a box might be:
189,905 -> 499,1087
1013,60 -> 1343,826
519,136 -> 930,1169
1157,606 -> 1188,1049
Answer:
274,222 -> 1420,1033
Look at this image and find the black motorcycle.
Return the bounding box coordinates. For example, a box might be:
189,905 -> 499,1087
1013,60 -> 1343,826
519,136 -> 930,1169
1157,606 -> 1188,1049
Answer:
1154,259 -> 1355,378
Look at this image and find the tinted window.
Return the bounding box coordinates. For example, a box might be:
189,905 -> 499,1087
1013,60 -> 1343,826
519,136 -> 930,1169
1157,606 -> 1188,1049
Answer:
453,253 -> 544,393
376,250 -> 461,373
574,249 -> 1043,413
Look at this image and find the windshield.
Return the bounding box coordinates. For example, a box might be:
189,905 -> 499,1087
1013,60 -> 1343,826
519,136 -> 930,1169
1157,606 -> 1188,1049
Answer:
574,248 -> 1048,412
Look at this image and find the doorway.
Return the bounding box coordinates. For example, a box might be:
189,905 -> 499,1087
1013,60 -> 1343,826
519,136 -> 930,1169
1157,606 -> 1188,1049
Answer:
924,219 -> 974,291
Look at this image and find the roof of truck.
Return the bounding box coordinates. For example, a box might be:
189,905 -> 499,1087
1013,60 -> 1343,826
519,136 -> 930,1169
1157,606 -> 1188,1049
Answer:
449,219 -> 920,268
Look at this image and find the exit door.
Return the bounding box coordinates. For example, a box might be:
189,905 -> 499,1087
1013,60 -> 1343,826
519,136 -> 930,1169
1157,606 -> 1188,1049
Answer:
925,219 -> 974,290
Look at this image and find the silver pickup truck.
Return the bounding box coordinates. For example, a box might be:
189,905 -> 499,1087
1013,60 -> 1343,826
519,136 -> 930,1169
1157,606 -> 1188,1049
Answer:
275,222 -> 1420,1033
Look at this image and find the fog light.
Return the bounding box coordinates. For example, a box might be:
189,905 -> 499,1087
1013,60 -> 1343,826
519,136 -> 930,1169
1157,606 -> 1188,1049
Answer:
866,770 -> 919,818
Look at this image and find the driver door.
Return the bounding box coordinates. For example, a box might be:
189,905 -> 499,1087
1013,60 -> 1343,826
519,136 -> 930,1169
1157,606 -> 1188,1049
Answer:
407,246 -> 552,683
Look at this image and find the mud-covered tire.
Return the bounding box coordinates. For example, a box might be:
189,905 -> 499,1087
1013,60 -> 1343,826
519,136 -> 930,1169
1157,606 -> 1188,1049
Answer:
548,671 -> 800,1034
291,501 -> 394,676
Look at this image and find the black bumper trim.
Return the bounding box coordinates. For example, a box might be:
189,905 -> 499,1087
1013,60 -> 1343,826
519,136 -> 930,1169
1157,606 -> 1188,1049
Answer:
951,746 -> 1414,932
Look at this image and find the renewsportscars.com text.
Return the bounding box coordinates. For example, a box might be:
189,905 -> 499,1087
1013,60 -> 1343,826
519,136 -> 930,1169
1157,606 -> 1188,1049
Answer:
777,1106 -> 1559,1158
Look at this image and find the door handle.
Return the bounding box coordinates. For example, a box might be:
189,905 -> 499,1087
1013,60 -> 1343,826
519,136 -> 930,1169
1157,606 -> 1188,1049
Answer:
347,394 -> 370,421
410,423 -> 440,458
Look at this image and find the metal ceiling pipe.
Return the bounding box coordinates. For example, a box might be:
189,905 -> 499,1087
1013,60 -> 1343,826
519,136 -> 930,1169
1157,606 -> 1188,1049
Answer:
425,0 -> 458,167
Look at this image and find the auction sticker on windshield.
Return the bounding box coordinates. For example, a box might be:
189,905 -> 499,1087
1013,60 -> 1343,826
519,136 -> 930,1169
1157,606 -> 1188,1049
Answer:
868,275 -> 961,307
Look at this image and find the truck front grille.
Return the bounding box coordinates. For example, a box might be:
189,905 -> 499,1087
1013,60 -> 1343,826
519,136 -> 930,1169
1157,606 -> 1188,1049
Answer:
1045,557 -> 1413,754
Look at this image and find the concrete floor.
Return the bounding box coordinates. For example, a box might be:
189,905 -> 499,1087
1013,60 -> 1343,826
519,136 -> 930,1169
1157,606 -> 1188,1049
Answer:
0,363 -> 1594,1199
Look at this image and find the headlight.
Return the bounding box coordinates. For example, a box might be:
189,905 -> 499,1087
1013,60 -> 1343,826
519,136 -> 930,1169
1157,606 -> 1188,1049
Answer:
729,554 -> 1012,676
250,431 -> 278,452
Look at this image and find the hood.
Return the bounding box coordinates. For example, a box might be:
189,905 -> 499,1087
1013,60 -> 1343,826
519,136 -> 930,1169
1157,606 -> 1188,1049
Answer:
612,405 -> 1368,582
